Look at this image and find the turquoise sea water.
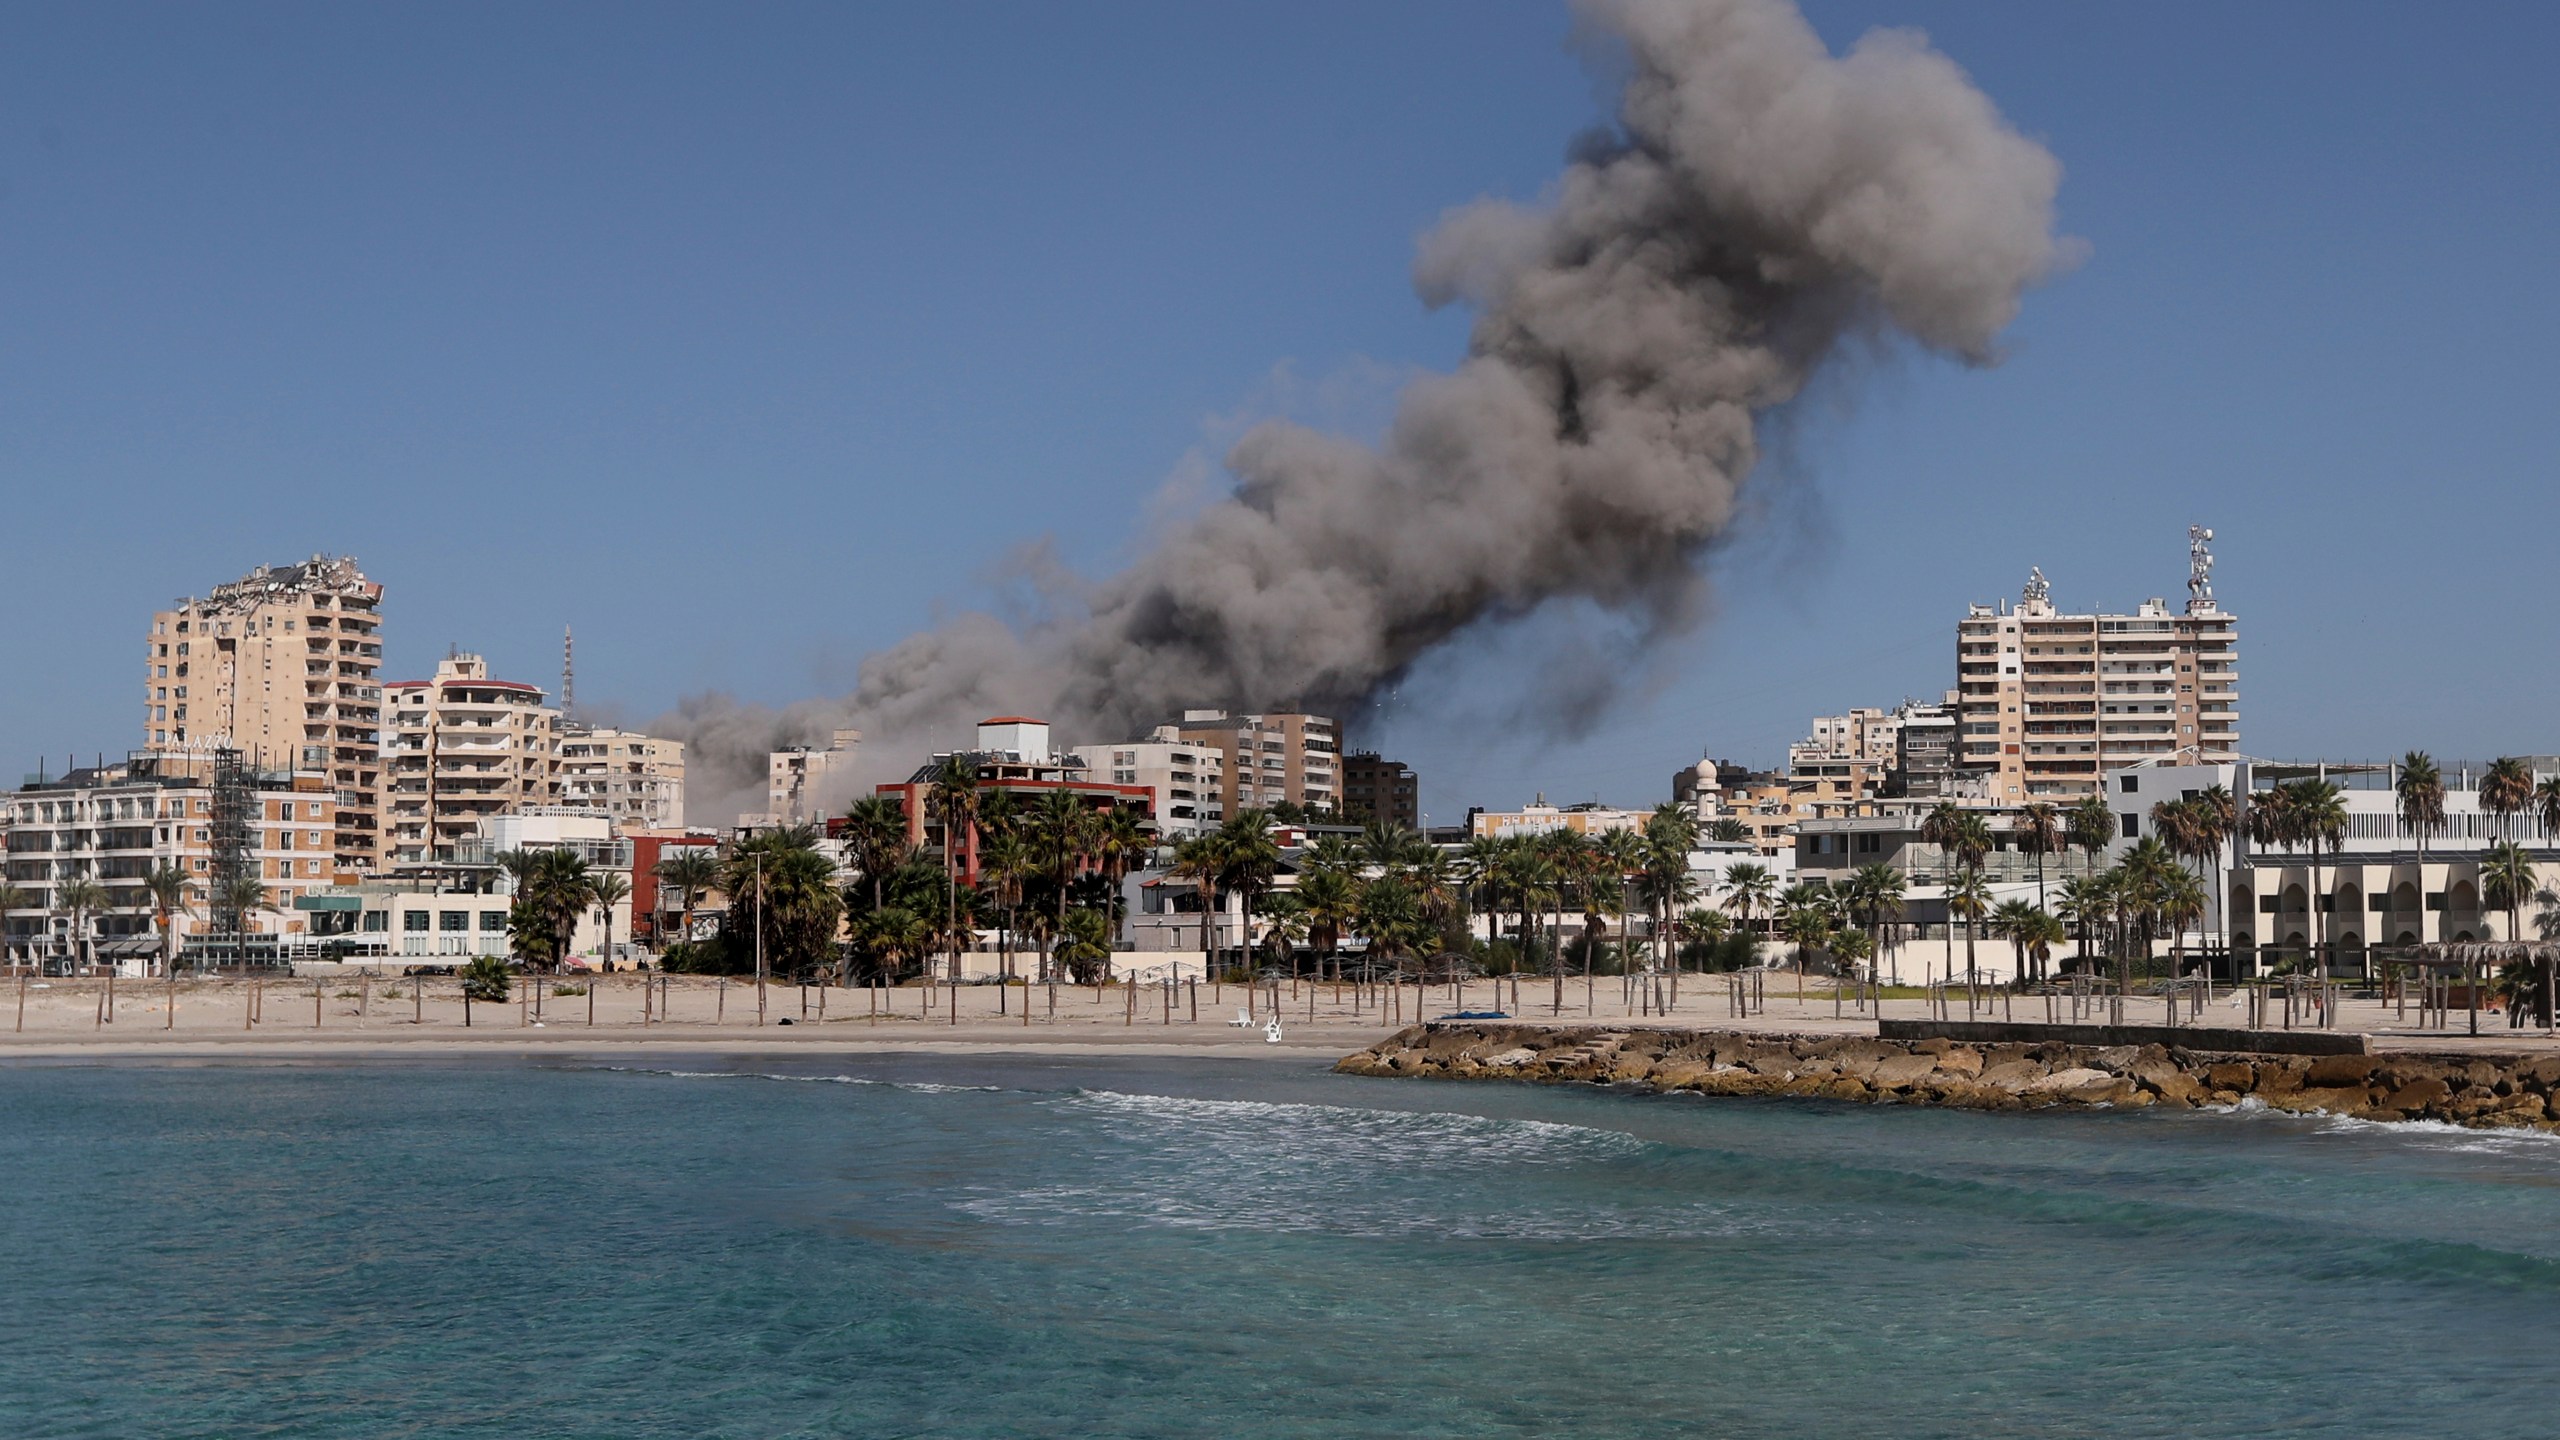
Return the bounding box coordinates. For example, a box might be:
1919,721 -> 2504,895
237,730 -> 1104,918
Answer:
4,1053 -> 2559,1439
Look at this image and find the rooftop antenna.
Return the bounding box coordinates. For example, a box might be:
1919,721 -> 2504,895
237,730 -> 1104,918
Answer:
2187,524 -> 2216,615
561,625 -> 575,721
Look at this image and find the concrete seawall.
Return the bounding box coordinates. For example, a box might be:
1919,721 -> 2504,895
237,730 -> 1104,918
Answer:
1336,1022 -> 2560,1129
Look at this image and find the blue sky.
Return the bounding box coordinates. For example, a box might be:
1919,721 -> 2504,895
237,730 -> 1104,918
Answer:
5,2 -> 2557,826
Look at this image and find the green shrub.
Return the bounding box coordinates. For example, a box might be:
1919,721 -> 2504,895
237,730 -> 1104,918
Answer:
459,954 -> 512,1002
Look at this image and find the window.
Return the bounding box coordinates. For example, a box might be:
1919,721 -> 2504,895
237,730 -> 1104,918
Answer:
362,911 -> 388,933
404,911 -> 429,932
440,911 -> 469,932
2121,814 -> 2139,839
481,911 -> 507,932
2119,775 -> 2139,793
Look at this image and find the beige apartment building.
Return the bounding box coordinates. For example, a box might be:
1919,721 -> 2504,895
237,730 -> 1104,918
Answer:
762,729 -> 860,827
559,725 -> 687,831
383,655 -> 561,863
1957,531 -> 2239,801
146,555 -> 384,873
1173,710 -> 1337,816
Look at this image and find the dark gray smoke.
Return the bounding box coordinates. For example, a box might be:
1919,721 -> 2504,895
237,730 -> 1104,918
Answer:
658,0 -> 2072,823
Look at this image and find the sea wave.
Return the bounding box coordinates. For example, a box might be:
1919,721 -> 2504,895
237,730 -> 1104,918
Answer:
956,1088 -> 1779,1241
2198,1093 -> 2560,1155
594,1065 -> 1001,1093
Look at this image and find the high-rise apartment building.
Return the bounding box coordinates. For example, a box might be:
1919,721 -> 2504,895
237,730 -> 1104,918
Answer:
382,655 -> 561,863
1955,530 -> 2239,801
1340,752 -> 1420,831
559,725 -> 687,831
146,555 -> 384,873
1172,710 -> 1338,816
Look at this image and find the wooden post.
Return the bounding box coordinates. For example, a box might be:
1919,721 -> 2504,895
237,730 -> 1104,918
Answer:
1125,979 -> 1134,1026
718,977 -> 727,1024
15,974 -> 24,1032
1189,978 -> 1197,1024
415,974 -> 423,1025
588,979 -> 596,1027
314,979 -> 323,1028
168,971 -> 177,1030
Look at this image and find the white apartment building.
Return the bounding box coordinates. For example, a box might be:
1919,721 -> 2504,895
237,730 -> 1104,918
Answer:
559,725 -> 686,831
3,754 -> 341,974
1789,707 -> 1900,770
147,555 -> 385,872
293,809 -> 636,965
383,655 -> 562,864
1071,726 -> 1227,835
1957,529 -> 2239,801
2110,759 -> 2560,963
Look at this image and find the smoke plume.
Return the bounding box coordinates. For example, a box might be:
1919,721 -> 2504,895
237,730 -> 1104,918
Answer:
657,0 -> 2072,822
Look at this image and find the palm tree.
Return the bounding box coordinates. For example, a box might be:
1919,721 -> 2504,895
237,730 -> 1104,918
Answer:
1944,867 -> 1991,987
1032,788 -> 1097,974
2482,757 -> 2536,842
1356,873 -> 1427,983
2194,784 -> 2236,959
1720,861 -> 1775,963
2537,775 -> 2560,850
217,876 -> 273,966
0,882 -> 31,969
926,755 -> 983,984
141,863 -> 193,975
1847,862 -> 1907,981
1590,828 -> 1644,974
721,827 -> 846,984
2396,751 -> 2446,860
1217,810 -> 1283,969
56,877 -> 111,974
1778,896 -> 1833,986
1992,898 -> 2044,985
1828,927 -> 1874,991
1920,802 -> 1965,891
1640,804 -> 1699,974
2479,838 -> 2545,1034
2016,802 -> 2062,912
2482,840 -> 2538,945
2055,874 -> 2102,975
1169,832 -> 1228,968
1707,818 -> 1750,845
653,848 -> 721,953
2067,794 -> 2116,880
2289,780 -> 2347,976
589,870 -> 632,972
1092,806 -> 1153,907
2158,865 -> 2206,981
839,796 -> 913,914
1294,868 -> 1360,979
981,831 -> 1037,988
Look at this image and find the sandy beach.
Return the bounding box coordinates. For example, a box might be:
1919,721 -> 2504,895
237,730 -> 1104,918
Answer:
6,970 -> 2554,1060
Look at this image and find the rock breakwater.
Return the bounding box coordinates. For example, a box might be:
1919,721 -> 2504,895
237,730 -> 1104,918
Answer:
1336,1023 -> 2560,1129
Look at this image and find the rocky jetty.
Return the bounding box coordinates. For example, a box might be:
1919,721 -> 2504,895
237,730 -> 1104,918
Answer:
1336,1023 -> 2560,1129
